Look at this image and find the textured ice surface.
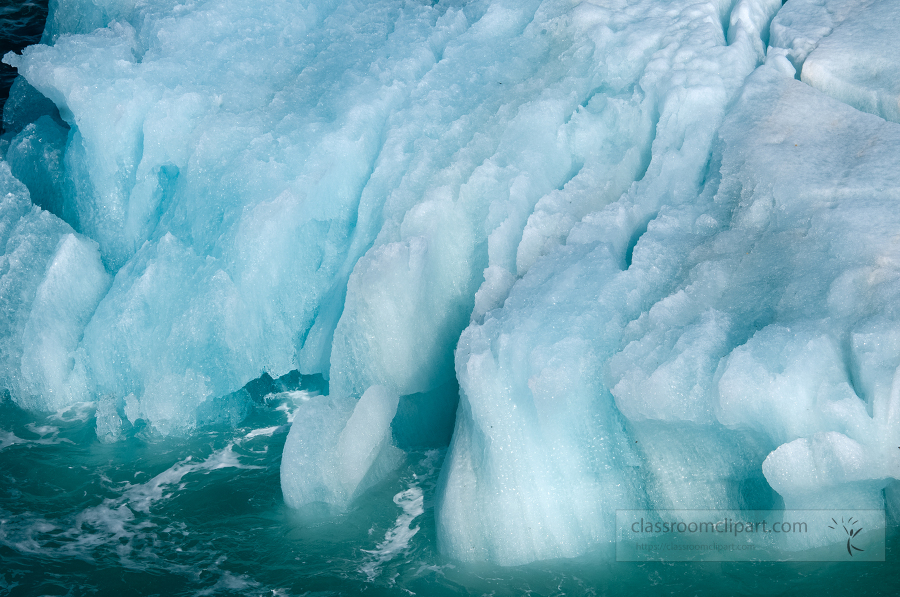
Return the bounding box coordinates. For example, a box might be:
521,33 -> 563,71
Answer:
280,385 -> 403,512
767,0 -> 873,71
2,0 -> 900,567
799,0 -> 900,123
439,2 -> 900,564
438,0 -> 783,565
0,161 -> 110,413
1,0 -> 674,438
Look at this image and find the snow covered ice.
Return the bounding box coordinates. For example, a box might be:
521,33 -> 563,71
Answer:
1,0 -> 899,568
785,0 -> 900,124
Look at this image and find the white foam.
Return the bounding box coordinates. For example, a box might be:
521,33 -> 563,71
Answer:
49,401 -> 96,423
0,430 -> 24,451
243,425 -> 286,440
360,488 -> 424,583
0,425 -> 73,451
0,442 -> 267,589
270,390 -> 316,424
124,444 -> 259,514
359,451 -> 440,582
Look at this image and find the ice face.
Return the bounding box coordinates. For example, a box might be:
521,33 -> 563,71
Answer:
0,161 -> 110,413
2,0 -> 899,567
440,30 -> 900,568
3,0 -> 682,437
437,0 -> 784,565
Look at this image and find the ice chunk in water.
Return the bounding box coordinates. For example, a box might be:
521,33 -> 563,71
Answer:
280,386 -> 403,513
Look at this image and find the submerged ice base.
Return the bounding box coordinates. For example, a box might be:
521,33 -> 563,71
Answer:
1,0 -> 899,567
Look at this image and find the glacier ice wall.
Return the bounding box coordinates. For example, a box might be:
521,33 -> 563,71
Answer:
2,0 -> 899,566
438,3 -> 900,565
3,0 -> 660,436
437,0 -> 784,565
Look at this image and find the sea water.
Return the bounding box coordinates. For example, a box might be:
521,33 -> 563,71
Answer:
0,0 -> 46,126
2,392 -> 898,596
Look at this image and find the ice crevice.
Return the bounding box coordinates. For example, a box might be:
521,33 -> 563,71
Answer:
1,0 -> 899,568
767,0 -> 900,124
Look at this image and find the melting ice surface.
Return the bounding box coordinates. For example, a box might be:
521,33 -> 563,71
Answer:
2,0 -> 900,591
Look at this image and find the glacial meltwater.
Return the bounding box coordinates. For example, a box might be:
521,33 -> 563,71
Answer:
3,0 -> 900,594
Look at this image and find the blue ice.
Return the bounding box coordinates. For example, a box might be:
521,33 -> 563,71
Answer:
1,0 -> 898,565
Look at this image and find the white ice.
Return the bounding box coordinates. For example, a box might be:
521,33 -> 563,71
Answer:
2,0 -> 667,439
441,0 -> 900,565
799,0 -> 900,123
280,385 -> 403,512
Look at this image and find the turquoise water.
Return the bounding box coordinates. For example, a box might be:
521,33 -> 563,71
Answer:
2,386 -> 898,596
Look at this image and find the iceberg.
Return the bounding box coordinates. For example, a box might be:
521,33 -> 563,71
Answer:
1,0 -> 898,569
0,161 -> 110,413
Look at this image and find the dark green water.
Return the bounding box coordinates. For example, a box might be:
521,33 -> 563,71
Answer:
1,387 -> 898,596
0,0 -> 48,129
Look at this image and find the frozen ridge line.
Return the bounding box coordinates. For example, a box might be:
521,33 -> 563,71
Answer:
0,0 -> 898,565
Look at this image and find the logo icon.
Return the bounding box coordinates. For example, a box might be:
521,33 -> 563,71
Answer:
829,517 -> 864,556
